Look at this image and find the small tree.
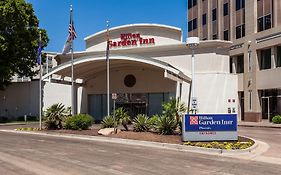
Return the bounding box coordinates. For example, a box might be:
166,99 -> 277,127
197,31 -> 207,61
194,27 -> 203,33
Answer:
44,103 -> 70,129
162,97 -> 187,124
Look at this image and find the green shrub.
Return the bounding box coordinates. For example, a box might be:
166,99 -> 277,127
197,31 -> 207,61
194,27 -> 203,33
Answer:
133,114 -> 151,132
114,107 -> 130,131
154,115 -> 177,135
162,97 -> 187,123
101,115 -> 115,128
148,115 -> 159,126
272,115 -> 281,124
44,103 -> 70,129
64,114 -> 93,130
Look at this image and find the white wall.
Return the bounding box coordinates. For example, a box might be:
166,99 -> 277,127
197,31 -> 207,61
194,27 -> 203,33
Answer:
43,82 -> 71,111
193,73 -> 238,114
0,81 -> 39,118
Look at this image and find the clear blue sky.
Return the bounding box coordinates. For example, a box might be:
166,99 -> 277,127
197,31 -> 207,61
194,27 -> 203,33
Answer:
27,0 -> 187,53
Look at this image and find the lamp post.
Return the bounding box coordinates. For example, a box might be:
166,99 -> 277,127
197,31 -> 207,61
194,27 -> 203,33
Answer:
186,37 -> 200,114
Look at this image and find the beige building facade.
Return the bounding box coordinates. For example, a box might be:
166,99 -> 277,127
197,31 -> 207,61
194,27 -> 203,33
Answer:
188,0 -> 281,122
1,24 -> 238,122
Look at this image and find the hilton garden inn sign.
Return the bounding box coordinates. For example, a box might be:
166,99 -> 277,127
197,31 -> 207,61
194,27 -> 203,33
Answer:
182,114 -> 238,141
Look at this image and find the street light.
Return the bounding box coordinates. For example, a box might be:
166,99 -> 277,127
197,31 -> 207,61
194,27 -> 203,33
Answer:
186,37 -> 200,114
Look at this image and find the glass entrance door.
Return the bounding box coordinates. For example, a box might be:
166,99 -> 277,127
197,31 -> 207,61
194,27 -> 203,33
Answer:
261,97 -> 270,120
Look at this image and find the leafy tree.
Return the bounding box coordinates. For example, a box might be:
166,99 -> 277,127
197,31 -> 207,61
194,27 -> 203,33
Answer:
0,0 -> 49,90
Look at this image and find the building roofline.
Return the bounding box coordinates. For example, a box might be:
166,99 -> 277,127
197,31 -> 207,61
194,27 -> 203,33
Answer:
84,23 -> 182,41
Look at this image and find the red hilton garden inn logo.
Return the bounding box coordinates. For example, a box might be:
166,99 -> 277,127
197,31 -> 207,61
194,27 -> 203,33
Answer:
190,116 -> 199,125
109,33 -> 155,48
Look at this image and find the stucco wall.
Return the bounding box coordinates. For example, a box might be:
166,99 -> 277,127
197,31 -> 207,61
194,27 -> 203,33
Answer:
85,68 -> 177,94
0,81 -> 72,119
0,81 -> 39,118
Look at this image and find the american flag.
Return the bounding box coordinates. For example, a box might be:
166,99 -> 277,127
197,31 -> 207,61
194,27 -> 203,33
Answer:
62,7 -> 77,54
68,19 -> 77,40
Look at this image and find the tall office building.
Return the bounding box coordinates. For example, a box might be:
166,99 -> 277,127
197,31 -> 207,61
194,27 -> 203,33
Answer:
188,0 -> 281,122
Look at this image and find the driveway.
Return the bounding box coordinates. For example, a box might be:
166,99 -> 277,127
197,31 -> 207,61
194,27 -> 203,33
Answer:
0,130 -> 280,175
238,126 -> 281,158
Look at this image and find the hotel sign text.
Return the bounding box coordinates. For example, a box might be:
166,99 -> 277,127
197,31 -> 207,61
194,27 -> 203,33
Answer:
109,33 -> 155,48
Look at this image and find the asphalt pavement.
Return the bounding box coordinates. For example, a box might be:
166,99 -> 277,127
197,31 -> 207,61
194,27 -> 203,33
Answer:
0,130 -> 280,175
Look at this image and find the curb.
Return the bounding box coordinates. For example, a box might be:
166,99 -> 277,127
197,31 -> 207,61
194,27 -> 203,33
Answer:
0,129 -> 260,156
0,122 -> 39,126
238,124 -> 281,129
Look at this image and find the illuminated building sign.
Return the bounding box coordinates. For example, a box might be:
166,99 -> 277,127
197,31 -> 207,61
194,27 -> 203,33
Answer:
109,33 -> 155,48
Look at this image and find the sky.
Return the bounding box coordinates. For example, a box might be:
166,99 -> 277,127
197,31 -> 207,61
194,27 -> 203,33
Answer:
26,0 -> 187,53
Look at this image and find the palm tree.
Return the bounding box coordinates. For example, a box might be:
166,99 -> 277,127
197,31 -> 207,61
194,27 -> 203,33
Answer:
162,97 -> 187,126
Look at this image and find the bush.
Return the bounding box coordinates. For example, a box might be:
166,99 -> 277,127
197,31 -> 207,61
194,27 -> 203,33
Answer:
64,114 -> 93,130
44,103 -> 70,129
154,115 -> 177,135
101,115 -> 115,128
133,114 -> 151,132
148,115 -> 159,126
114,107 -> 130,131
272,115 -> 281,124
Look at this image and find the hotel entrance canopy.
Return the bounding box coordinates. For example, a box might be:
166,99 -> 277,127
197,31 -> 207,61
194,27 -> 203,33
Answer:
42,54 -> 191,84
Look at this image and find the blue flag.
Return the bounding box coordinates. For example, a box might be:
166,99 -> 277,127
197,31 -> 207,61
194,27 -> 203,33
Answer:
37,41 -> 42,65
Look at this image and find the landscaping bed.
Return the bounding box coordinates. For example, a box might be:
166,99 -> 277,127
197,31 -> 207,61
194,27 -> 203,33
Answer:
16,127 -> 254,150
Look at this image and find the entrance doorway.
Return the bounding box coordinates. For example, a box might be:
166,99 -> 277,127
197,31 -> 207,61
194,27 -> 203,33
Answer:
88,92 -> 175,122
115,93 -> 147,117
239,92 -> 244,121
260,89 -> 281,122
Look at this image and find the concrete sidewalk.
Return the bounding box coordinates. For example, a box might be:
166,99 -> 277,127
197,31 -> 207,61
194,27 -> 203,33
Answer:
238,120 -> 281,128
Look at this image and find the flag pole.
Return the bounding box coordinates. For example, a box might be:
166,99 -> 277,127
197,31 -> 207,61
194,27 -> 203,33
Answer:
39,32 -> 42,130
70,5 -> 75,115
106,21 -> 110,117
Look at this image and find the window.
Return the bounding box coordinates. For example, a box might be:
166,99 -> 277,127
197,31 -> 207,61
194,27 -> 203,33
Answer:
223,3 -> 229,16
249,91 -> 252,111
236,0 -> 245,11
258,14 -> 272,32
224,30 -> 229,41
202,13 -> 207,25
193,18 -> 197,30
276,46 -> 281,67
188,21 -> 192,32
188,18 -> 197,32
236,24 -> 245,39
230,57 -> 233,73
230,55 -> 244,73
237,55 -> 244,73
212,8 -> 217,21
188,0 -> 197,9
260,48 -> 271,70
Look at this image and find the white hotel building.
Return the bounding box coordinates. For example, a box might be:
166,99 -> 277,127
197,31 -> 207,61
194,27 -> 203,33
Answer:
0,24 -> 238,122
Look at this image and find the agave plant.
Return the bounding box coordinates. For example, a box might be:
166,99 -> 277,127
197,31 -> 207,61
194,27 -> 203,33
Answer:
132,114 -> 151,132
44,103 -> 70,129
154,114 -> 177,135
101,115 -> 115,128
